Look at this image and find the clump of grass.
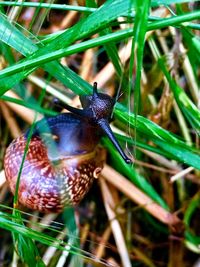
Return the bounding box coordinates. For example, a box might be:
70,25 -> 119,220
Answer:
0,0 -> 200,266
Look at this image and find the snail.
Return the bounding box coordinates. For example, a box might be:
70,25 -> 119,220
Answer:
4,83 -> 131,213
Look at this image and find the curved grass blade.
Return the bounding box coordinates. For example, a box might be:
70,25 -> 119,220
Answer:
131,0 -> 150,114
0,211 -> 114,266
0,9 -> 200,95
0,0 -> 132,94
115,104 -> 200,170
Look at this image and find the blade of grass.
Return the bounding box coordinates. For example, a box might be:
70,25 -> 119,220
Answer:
0,211 -> 112,266
131,0 -> 150,114
1,7 -> 200,94
0,0 -> 132,93
0,2 -> 97,13
10,86 -> 47,266
14,233 -> 45,266
115,104 -> 200,170
158,57 -> 200,134
0,0 -> 198,11
63,207 -> 83,267
0,29 -> 136,81
0,95 -> 57,116
151,0 -> 200,6
129,0 -> 150,160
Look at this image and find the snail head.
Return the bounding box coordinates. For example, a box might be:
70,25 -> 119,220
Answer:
54,82 -> 131,164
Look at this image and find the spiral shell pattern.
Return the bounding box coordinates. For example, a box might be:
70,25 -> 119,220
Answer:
4,135 -> 103,213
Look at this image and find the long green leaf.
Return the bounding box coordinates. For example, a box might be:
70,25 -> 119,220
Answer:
132,0 -> 150,114
1,6 -> 200,94
0,211 -> 108,265
158,57 -> 200,134
0,0 -> 131,93
115,104 -> 200,170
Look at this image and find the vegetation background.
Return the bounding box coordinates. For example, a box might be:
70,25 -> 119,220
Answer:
0,0 -> 200,266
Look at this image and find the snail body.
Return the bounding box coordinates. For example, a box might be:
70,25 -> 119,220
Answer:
4,83 -> 130,213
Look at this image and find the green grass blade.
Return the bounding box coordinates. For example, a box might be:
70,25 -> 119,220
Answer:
0,1 -> 198,11
0,211 -> 108,265
0,9 -> 200,94
0,95 -> 56,115
101,28 -> 123,78
158,57 -> 200,134
0,31 -> 133,80
0,0 -> 132,93
115,104 -> 200,170
0,2 -> 96,13
132,0 -> 150,114
14,232 -> 45,266
151,0 -> 200,6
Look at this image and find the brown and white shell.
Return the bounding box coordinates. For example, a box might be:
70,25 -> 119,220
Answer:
4,85 -> 130,213
4,135 -> 103,213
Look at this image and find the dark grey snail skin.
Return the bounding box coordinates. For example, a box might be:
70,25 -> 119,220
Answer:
4,83 -> 131,213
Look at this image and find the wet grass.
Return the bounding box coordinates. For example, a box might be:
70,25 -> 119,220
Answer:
0,1 -> 200,266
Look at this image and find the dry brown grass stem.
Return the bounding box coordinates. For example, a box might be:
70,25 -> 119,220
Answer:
95,226 -> 112,260
170,166 -> 194,183
92,8 -> 168,90
4,90 -> 42,124
169,27 -> 199,104
7,0 -> 23,21
133,158 -> 178,174
52,10 -> 78,32
28,213 -> 57,232
100,178 -> 132,267
149,31 -> 192,144
80,223 -> 90,246
28,75 -> 71,104
69,39 -> 133,108
79,48 -> 95,81
91,40 -> 132,89
132,247 -> 156,267
42,228 -> 67,266
101,164 -> 181,226
138,148 -> 181,171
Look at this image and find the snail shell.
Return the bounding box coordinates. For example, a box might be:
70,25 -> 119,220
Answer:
4,83 -> 130,213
